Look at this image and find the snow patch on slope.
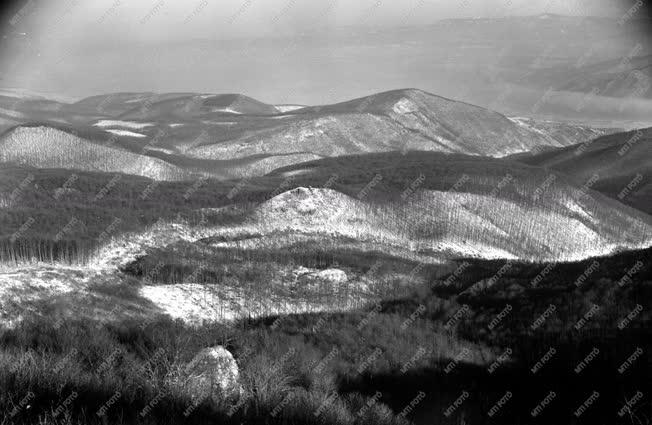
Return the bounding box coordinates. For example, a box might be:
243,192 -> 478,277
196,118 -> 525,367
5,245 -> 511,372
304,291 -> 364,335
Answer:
94,120 -> 154,130
508,116 -> 549,136
564,199 -> 594,222
275,104 -> 306,112
392,98 -> 418,114
124,98 -> 145,104
212,108 -> 242,114
104,129 -> 147,138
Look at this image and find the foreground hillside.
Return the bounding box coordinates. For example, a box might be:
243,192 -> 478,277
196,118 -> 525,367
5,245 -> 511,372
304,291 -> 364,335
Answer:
1,244 -> 650,425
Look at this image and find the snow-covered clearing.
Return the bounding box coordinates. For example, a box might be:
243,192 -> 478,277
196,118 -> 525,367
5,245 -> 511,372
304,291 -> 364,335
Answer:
139,280 -> 370,326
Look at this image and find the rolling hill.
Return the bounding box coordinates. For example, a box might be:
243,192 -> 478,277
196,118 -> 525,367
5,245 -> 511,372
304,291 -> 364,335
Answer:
0,125 -> 193,181
250,152 -> 652,261
0,94 -> 71,132
219,184 -> 648,262
65,92 -> 195,117
119,93 -> 280,120
515,127 -> 652,213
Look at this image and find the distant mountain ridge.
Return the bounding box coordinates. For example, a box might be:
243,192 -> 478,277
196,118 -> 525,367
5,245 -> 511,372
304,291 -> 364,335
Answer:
184,88 -> 592,162
522,54 -> 652,100
119,93 -> 281,120
0,88 -> 628,180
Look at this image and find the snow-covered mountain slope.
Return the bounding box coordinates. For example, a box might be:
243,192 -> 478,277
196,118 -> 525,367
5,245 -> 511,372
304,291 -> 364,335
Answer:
0,125 -> 191,180
508,117 -> 618,151
187,89 -> 578,161
213,182 -> 652,262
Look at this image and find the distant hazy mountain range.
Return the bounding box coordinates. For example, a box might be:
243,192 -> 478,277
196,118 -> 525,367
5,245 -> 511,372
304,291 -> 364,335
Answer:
521,54 -> 652,100
0,89 -> 619,180
2,14 -> 651,123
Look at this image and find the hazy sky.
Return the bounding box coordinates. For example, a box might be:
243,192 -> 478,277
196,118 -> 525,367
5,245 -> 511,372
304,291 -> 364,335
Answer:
0,0 -> 647,104
2,0 -> 624,42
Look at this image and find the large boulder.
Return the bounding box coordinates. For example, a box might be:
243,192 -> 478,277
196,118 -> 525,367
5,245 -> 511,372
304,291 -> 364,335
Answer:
183,346 -> 241,401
